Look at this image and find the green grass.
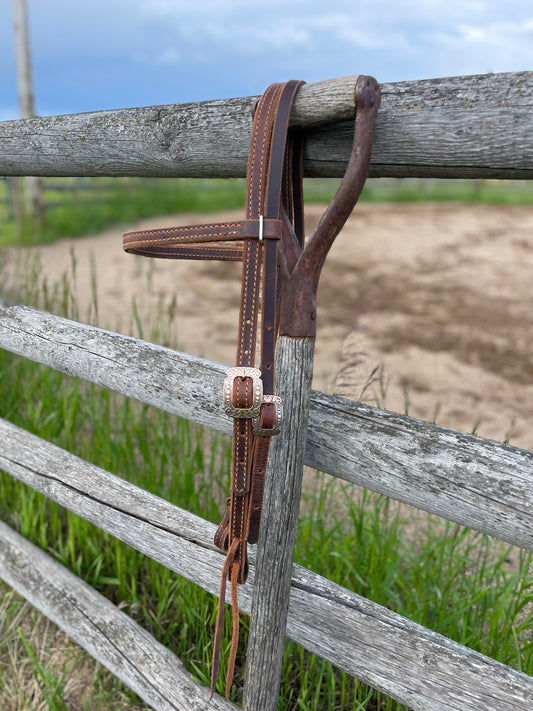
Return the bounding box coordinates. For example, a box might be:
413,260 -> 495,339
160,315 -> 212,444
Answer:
360,177 -> 533,205
2,346 -> 532,708
1,176 -> 533,248
0,177 -> 248,247
1,190 -> 533,708
0,579 -> 147,710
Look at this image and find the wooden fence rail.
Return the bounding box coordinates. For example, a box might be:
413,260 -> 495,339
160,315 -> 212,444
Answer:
1,72 -> 532,179
1,70 -> 533,710
1,417 -> 532,711
1,303 -> 532,551
0,520 -> 236,711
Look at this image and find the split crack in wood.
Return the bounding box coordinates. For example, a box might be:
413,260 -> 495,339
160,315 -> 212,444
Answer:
0,454 -> 214,551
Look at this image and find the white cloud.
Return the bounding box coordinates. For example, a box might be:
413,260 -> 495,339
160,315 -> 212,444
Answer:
456,18 -> 533,43
306,13 -> 411,51
2,0 -> 532,115
132,0 -> 533,69
431,15 -> 533,72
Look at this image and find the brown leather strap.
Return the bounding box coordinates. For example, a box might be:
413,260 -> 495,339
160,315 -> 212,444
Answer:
245,81 -> 306,547
123,74 -> 382,701
222,83 -> 285,593
123,218 -> 283,261
210,536 -> 240,699
123,78 -> 305,699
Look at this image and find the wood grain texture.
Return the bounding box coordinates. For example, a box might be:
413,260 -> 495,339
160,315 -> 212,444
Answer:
1,303 -> 532,549
306,391 -> 533,550
1,418 -> 532,710
243,336 -> 315,711
0,71 -> 531,178
0,520 -> 236,711
288,568 -> 533,711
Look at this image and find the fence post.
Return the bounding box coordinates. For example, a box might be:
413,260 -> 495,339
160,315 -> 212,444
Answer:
11,0 -> 44,226
6,177 -> 25,237
243,336 -> 315,709
243,74 -> 380,709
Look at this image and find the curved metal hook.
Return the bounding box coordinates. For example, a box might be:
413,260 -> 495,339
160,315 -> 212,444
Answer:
279,75 -> 381,337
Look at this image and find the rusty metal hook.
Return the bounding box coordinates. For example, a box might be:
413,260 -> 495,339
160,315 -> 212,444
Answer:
279,75 -> 381,338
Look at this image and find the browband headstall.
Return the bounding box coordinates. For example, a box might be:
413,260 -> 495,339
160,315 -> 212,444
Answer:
123,76 -> 381,700
124,79 -> 306,698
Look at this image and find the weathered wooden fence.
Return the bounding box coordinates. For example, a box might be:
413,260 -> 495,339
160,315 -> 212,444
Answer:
1,71 -> 533,711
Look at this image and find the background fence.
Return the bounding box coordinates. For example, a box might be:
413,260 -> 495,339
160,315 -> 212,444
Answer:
1,71 -> 533,710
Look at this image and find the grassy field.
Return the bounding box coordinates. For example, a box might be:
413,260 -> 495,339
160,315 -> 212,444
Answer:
1,176 -> 533,248
0,177 -> 248,248
1,181 -> 533,708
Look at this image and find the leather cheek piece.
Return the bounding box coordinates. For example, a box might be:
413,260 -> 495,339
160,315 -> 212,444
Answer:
232,421 -> 252,495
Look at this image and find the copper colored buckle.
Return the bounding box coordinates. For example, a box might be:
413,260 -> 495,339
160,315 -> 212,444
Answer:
223,367 -> 263,418
253,395 -> 283,436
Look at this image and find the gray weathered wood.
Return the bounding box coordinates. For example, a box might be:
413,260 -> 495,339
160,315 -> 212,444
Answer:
288,568 -> 533,711
1,303 -> 532,549
243,336 -> 315,711
0,519 -> 236,711
0,303 -> 230,434
12,0 -> 36,121
0,72 -> 531,179
5,176 -> 24,233
1,418 -> 532,710
0,416 -> 233,599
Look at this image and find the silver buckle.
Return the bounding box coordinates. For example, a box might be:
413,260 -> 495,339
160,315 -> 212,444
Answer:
253,395 -> 283,436
223,367 -> 263,418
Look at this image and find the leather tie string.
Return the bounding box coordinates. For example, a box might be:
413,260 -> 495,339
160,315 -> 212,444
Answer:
123,79 -> 306,700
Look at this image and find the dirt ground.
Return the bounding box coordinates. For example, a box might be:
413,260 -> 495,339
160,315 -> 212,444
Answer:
3,201 -> 533,451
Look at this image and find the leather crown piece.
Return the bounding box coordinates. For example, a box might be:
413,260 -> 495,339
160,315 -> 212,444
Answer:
123,75 -> 381,700
124,79 -> 306,698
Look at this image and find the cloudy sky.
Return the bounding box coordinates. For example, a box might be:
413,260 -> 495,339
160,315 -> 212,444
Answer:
1,0 -> 532,120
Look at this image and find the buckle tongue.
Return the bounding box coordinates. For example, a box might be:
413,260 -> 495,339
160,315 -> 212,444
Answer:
223,367 -> 263,418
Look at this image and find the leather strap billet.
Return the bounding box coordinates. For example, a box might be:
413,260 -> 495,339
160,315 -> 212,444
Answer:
123,78 -> 305,699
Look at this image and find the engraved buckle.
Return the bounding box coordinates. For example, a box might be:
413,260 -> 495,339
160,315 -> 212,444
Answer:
223,367 -> 263,418
253,395 -> 283,436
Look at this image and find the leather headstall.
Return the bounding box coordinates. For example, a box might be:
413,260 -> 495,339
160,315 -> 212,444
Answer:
124,79 -> 306,698
123,76 -> 381,700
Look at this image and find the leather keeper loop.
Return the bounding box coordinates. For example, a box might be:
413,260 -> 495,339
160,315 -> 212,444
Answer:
259,402 -> 276,430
